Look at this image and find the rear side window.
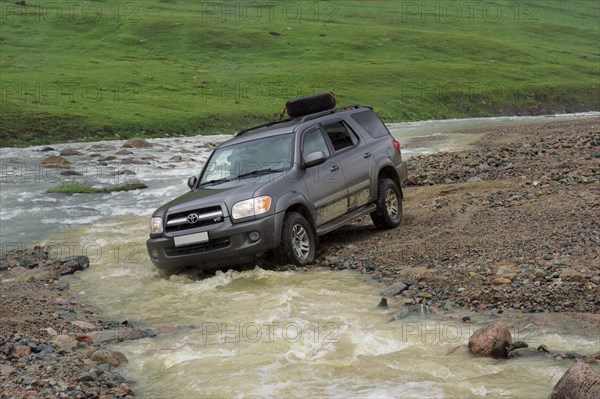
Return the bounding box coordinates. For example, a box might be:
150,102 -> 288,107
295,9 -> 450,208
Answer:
351,110 -> 390,138
322,121 -> 355,152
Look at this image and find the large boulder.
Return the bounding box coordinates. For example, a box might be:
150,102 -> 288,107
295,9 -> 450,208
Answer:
123,138 -> 153,148
549,361 -> 600,399
468,322 -> 513,357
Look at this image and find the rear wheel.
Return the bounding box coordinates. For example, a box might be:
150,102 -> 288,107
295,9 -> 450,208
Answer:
371,178 -> 403,229
278,212 -> 316,266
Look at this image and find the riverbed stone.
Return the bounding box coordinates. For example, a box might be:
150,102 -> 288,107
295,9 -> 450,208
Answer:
123,138 -> 153,148
52,335 -> 78,353
380,282 -> 408,297
468,322 -> 512,357
91,350 -> 128,366
549,361 -> 600,399
59,148 -> 82,156
41,156 -> 72,168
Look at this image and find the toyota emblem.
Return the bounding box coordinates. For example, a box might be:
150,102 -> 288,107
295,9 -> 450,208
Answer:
187,213 -> 199,224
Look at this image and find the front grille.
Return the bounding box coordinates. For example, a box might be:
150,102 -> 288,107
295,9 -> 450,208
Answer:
165,206 -> 224,232
165,237 -> 231,257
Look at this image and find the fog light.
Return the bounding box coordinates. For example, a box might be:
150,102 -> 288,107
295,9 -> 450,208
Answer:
248,231 -> 260,242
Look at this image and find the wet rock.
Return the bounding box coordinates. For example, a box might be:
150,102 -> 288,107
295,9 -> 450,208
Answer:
377,298 -> 388,308
41,156 -> 72,168
491,340 -> 510,359
169,155 -> 183,162
123,138 -> 153,148
508,341 -> 528,352
40,146 -> 55,152
60,170 -> 83,176
0,261 -> 8,271
549,361 -> 600,399
468,322 -> 513,357
121,157 -> 150,165
59,148 -> 82,156
59,257 -> 89,275
91,350 -> 128,367
380,282 -> 408,297
115,149 -> 133,155
507,348 -> 547,359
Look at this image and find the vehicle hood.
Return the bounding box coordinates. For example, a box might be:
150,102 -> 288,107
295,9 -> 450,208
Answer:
152,175 -> 280,218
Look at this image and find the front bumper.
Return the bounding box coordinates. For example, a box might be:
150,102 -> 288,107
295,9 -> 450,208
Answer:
146,211 -> 285,272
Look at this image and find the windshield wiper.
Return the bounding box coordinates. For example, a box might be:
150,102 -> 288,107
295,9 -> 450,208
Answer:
200,177 -> 233,187
236,168 -> 285,180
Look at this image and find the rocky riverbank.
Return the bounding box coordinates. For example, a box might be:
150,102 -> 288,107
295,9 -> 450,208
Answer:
0,249 -> 153,398
317,118 -> 600,314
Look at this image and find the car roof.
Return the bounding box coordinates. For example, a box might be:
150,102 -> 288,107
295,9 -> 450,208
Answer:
221,105 -> 373,147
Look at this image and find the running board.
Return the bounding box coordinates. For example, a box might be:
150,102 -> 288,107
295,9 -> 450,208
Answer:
316,204 -> 377,236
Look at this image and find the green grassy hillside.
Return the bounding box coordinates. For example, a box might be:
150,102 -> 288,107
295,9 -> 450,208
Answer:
1,0 -> 598,146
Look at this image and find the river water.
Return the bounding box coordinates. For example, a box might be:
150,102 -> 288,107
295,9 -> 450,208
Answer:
1,112 -> 599,398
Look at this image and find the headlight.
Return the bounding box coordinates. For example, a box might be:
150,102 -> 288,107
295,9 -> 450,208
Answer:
232,196 -> 272,220
150,217 -> 164,234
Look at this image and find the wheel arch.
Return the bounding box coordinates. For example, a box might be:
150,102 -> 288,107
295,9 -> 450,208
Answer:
377,165 -> 403,199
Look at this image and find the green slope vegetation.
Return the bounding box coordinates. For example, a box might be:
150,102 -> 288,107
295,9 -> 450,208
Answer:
0,0 -> 598,146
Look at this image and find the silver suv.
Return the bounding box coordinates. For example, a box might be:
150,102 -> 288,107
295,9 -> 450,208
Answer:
147,93 -> 407,276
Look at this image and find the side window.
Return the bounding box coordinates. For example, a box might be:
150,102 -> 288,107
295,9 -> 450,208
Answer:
322,121 -> 356,152
351,110 -> 390,138
303,128 -> 331,158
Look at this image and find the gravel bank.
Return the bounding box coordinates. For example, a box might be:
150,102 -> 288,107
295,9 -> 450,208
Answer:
317,118 -> 600,313
0,250 -> 152,398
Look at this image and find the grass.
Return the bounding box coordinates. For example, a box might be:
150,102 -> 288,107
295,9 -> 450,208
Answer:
48,182 -> 148,194
0,0 -> 598,146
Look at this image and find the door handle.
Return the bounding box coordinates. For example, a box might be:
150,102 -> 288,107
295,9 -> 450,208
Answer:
363,152 -> 372,158
329,165 -> 339,172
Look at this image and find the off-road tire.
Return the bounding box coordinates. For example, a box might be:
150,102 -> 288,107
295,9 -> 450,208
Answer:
277,212 -> 316,266
371,178 -> 403,229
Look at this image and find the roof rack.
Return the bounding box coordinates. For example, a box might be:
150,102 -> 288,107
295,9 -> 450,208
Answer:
233,104 -> 372,137
234,118 -> 293,137
299,104 -> 369,122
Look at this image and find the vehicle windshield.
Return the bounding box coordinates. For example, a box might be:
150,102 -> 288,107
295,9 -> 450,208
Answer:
199,134 -> 294,186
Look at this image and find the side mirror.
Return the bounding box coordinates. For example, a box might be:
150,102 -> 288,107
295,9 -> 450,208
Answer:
304,151 -> 327,168
187,176 -> 198,190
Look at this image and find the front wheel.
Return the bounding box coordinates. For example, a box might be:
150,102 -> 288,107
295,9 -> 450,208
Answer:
371,178 -> 403,229
277,212 -> 316,266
